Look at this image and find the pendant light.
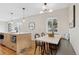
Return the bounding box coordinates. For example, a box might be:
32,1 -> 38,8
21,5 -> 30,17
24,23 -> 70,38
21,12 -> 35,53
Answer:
22,8 -> 26,22
10,12 -> 14,24
40,3 -> 53,14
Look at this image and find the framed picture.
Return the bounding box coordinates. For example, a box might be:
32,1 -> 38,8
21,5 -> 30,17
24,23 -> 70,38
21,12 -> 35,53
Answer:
69,5 -> 75,28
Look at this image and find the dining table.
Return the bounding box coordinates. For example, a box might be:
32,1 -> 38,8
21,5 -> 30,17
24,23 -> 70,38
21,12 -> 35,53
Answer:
33,35 -> 61,44
33,35 -> 62,54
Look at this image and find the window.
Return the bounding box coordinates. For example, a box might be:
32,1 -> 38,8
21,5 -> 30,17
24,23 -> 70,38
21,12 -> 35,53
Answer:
47,17 -> 58,33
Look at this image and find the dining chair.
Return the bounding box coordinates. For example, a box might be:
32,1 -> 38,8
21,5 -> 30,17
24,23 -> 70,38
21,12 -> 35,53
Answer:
34,33 -> 43,54
41,32 -> 45,37
49,40 -> 61,55
41,32 -> 46,54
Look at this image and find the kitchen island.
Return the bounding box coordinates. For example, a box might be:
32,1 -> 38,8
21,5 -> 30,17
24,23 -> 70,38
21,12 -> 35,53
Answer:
0,32 -> 32,54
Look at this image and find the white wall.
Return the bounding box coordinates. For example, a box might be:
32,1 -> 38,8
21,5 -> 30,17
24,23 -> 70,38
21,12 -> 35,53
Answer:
69,4 -> 79,55
19,7 -> 69,36
0,21 -> 8,32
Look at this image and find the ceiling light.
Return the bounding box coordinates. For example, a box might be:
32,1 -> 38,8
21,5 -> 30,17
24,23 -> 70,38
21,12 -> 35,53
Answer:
22,8 -> 26,22
40,3 -> 53,14
40,11 -> 44,14
10,12 -> 14,24
23,19 -> 25,22
42,5 -> 47,10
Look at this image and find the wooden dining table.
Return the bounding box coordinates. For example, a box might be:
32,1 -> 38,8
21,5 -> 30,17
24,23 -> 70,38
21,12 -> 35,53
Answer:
33,35 -> 62,54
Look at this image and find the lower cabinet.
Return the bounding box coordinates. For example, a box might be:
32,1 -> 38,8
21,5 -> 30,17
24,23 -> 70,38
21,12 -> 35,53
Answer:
17,34 -> 32,54
2,33 -> 32,54
2,34 -> 17,51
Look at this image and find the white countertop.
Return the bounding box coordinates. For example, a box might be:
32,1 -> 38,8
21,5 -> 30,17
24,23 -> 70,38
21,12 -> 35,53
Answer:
33,35 -> 61,45
0,32 -> 31,35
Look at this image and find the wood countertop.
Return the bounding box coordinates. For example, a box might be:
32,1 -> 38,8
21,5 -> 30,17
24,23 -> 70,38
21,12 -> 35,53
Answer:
0,32 -> 31,35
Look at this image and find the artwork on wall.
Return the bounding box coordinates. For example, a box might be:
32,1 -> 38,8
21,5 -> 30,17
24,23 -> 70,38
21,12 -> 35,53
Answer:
69,5 -> 75,28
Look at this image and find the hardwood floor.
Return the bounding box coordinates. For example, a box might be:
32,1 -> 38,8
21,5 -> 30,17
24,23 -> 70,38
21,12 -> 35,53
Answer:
0,44 -> 16,55
0,40 -> 76,55
0,41 -> 41,55
0,41 -> 55,55
19,41 -> 41,55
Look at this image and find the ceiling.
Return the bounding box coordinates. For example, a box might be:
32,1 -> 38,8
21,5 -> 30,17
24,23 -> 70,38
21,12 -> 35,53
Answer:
0,3 -> 70,22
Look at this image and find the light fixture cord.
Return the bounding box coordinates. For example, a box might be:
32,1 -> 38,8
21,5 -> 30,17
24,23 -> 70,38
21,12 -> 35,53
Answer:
10,12 -> 14,22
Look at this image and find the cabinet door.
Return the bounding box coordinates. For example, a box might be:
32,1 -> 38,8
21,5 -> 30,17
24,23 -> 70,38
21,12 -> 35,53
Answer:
2,34 -> 16,51
17,34 -> 32,54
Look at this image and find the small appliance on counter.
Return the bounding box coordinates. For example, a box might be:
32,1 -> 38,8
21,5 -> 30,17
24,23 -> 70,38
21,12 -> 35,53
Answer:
11,35 -> 16,43
0,34 -> 4,43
